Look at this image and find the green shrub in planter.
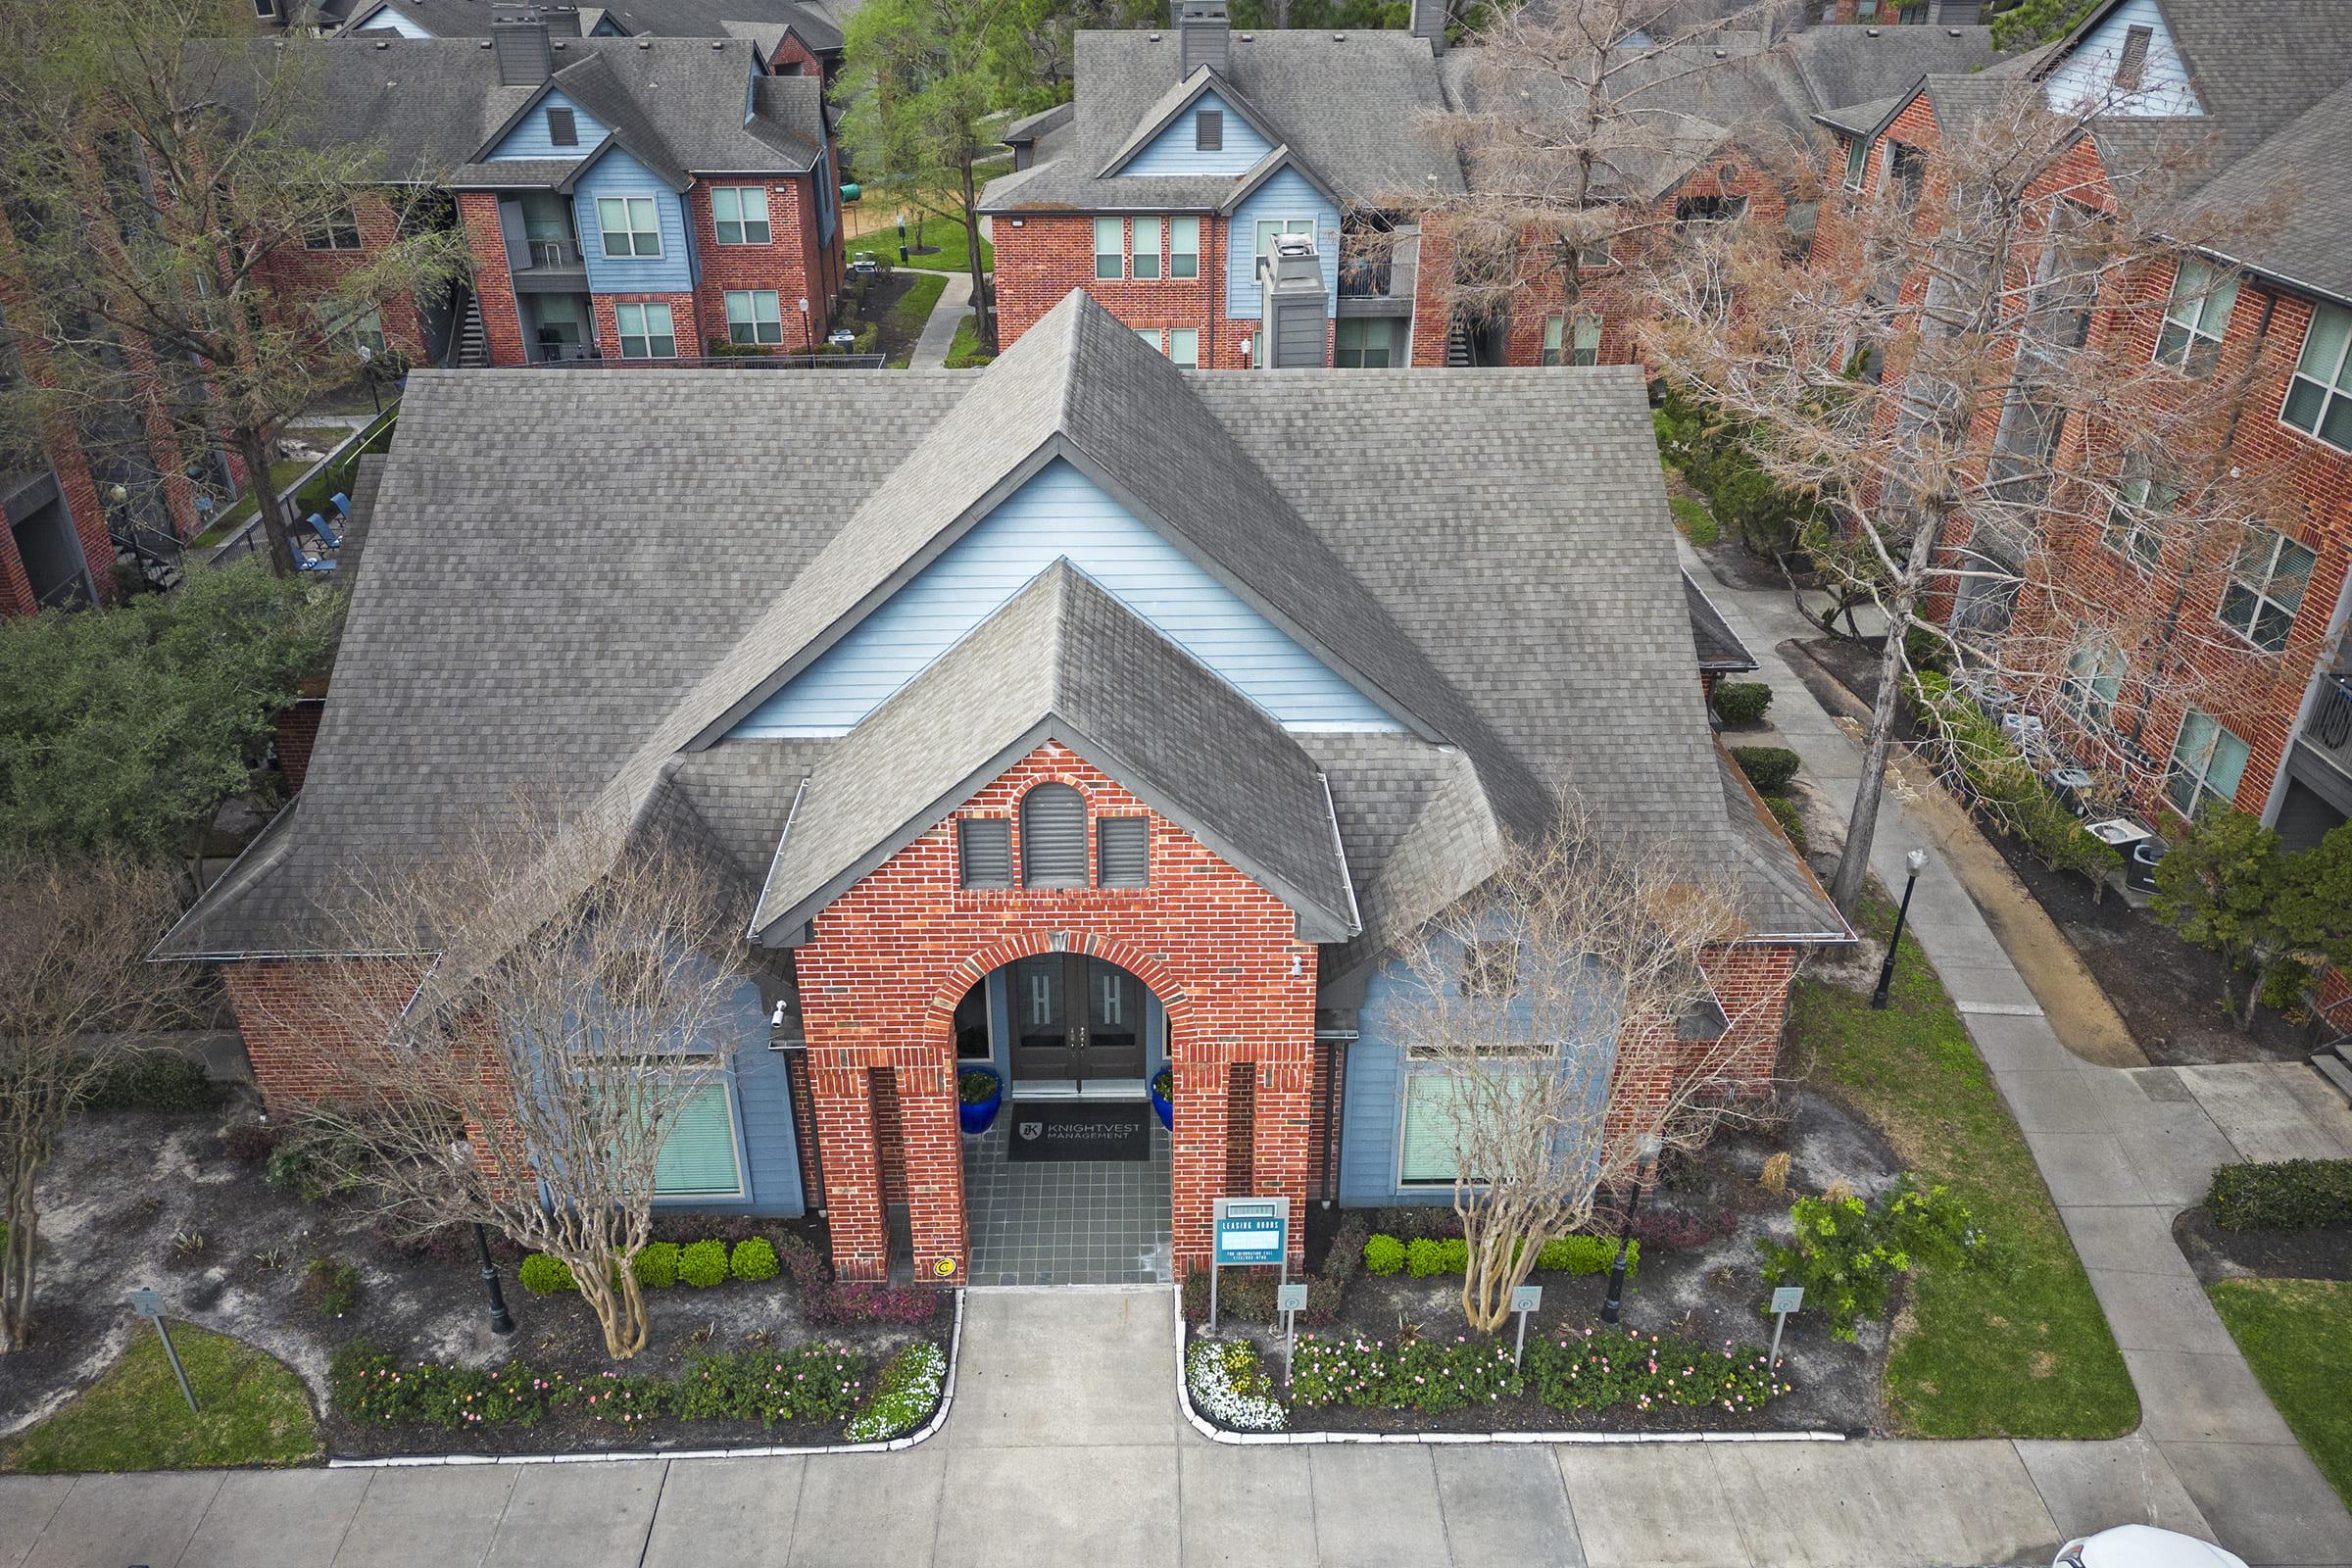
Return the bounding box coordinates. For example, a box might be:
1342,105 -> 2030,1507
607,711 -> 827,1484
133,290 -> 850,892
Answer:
677,1239 -> 730,1287
1711,681 -> 1773,725
1533,1234 -> 1634,1276
1405,1237 -> 1469,1277
632,1243 -> 679,1290
2207,1159 -> 2352,1231
517,1252 -> 575,1296
1362,1234 -> 1407,1275
1732,746 -> 1800,795
731,1237 -> 781,1282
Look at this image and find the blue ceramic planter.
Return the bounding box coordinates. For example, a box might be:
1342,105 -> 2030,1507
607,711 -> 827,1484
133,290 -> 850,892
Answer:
1149,1073 -> 1174,1132
958,1065 -> 1004,1135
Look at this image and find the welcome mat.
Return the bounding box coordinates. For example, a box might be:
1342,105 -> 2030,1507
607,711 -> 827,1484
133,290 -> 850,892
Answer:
1004,1101 -> 1153,1163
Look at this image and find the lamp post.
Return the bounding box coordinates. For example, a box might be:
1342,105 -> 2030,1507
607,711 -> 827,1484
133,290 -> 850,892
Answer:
1599,1133 -> 1663,1327
1872,848 -> 1931,1010
798,296 -> 810,357
451,1141 -> 515,1336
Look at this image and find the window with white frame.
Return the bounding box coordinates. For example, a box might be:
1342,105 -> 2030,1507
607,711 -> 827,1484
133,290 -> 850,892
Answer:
1397,1070 -> 1543,1186
711,187 -> 770,244
305,208 -> 363,250
2165,708 -> 2249,819
1135,326 -> 1162,352
2060,640 -> 2124,727
1333,318 -> 1392,368
1170,216 -> 1200,279
725,289 -> 783,345
1842,135 -> 1869,192
2280,301 -> 2352,452
1168,327 -> 1199,368
613,301 -> 675,359
653,1081 -> 744,1198
1543,315 -> 1600,367
2101,461 -> 2177,568
1254,217 -> 1315,275
1095,217 -> 1123,280
316,301 -> 386,355
597,196 -> 662,258
1132,216 -> 1162,280
2217,525 -> 2316,653
2153,259 -> 2236,375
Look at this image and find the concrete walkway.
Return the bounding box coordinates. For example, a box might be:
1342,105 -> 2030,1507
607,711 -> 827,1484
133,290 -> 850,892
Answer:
1688,544 -> 2352,1567
909,270 -> 974,368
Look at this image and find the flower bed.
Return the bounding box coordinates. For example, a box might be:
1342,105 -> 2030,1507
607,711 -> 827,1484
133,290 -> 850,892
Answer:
1278,1327 -> 1783,1420
846,1341 -> 948,1443
1187,1339 -> 1286,1432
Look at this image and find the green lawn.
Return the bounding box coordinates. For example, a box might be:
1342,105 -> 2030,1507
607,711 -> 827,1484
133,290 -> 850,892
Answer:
2209,1278 -> 2352,1506
1669,492 -> 1720,548
945,314 -> 996,369
3,1323 -> 319,1473
211,458 -> 315,533
851,214 -> 991,274
888,271 -> 948,330
1790,892 -> 2138,1439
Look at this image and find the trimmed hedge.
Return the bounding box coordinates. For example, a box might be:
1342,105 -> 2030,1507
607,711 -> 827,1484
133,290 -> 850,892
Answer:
1363,1232 -> 1635,1279
1285,1326 -> 1778,1416
1763,794 -> 1808,853
1711,681 -> 1774,725
2208,1160 -> 2352,1232
76,1053 -> 222,1112
677,1240 -> 730,1288
1732,746 -> 1801,795
519,1236 -> 789,1296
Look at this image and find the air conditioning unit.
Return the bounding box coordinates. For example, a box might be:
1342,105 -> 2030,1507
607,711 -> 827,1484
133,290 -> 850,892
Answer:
2044,765 -> 2093,819
2000,710 -> 2045,749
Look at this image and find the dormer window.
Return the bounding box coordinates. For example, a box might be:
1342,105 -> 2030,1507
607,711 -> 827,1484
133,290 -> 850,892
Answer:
1196,109 -> 1222,152
547,107 -> 577,147
2114,24 -> 2153,91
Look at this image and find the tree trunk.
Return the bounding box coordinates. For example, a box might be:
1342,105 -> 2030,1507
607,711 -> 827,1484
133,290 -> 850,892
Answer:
1,1178 -> 37,1352
571,1250 -> 650,1360
1828,614 -> 1911,914
235,425 -> 299,577
959,158 -> 993,355
2242,968 -> 2264,1031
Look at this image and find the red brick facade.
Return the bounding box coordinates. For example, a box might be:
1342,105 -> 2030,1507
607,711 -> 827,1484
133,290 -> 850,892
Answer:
252,190 -> 431,364
221,958 -> 425,1109
685,173 -> 840,355
459,191 -> 529,367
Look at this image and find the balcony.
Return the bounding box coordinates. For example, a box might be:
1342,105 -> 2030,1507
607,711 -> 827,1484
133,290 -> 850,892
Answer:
1336,224 -> 1417,318
512,235 -> 587,292
2304,665 -> 2352,779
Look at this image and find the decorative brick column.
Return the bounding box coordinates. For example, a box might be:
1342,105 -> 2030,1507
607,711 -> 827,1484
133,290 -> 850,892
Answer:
458,192 -> 528,367
808,1058 -> 891,1280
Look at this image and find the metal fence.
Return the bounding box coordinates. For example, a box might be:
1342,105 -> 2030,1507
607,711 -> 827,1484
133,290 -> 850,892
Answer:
207,401 -> 400,567
509,354 -> 889,370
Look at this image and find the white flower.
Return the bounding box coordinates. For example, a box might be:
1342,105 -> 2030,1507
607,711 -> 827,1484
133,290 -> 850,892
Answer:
1187,1339 -> 1286,1433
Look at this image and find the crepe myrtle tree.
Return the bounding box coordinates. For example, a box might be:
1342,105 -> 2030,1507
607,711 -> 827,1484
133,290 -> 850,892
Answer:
1,852 -> 198,1351
1408,0 -> 1804,349
1385,802 -> 1763,1334
0,0 -> 466,574
282,807 -> 755,1361
1644,76 -> 2292,912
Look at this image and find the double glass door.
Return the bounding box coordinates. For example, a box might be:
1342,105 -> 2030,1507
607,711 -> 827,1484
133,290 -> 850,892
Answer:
1009,955 -> 1146,1091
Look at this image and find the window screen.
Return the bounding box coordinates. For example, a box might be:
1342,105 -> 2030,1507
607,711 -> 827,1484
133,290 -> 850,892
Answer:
547,107 -> 578,147
958,817 -> 1011,888
1098,817 -> 1149,886
1196,110 -> 1223,151
1021,784 -> 1088,885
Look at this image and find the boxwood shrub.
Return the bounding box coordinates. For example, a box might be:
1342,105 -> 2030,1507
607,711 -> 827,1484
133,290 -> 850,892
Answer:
631,1243 -> 678,1290
677,1239 -> 730,1287
730,1238 -> 780,1282
1731,746 -> 1801,795
516,1252 -> 576,1296
2207,1159 -> 2352,1231
1711,681 -> 1774,725
1363,1232 -> 1635,1278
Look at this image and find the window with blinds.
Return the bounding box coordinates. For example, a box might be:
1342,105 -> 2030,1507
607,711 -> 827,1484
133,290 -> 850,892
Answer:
1021,784 -> 1088,886
654,1083 -> 743,1198
958,817 -> 1011,888
1398,1072 -> 1471,1186
1098,816 -> 1149,887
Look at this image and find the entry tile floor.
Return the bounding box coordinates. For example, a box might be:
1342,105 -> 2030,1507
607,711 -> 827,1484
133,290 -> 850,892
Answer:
961,1114 -> 1172,1287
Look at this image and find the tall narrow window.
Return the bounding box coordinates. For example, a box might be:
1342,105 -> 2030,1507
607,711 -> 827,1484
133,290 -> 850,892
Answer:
613,302 -> 674,359
2218,525 -> 2317,653
2061,641 -> 2125,727
712,187 -> 770,244
1541,316 -> 1564,367
1095,217 -> 1123,280
2166,709 -> 2250,819
1020,784 -> 1088,886
1196,109 -> 1222,151
2102,461 -> 2177,568
2281,302 -> 2352,452
653,1083 -> 744,1198
1170,217 -> 1200,278
2153,259 -> 2236,375
1842,135 -> 1869,192
1132,216 -> 1162,280
546,107 -> 578,147
2114,24 -> 2153,90
1098,816 -> 1149,887
1168,327 -> 1199,368
958,817 -> 1011,888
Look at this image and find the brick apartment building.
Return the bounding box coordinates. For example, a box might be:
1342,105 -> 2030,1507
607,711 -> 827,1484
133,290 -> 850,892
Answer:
980,0 -> 2002,370
159,290 -> 1846,1285
1807,0 -> 2352,863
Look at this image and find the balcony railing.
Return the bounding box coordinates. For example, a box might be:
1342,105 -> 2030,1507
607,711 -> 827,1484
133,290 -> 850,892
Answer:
1338,254 -> 1393,299
514,352 -> 889,370
2307,668 -> 2352,773
523,237 -> 584,270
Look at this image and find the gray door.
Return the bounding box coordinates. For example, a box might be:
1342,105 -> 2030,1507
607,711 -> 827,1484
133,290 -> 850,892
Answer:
1083,960 -> 1146,1083
1011,956 -> 1074,1082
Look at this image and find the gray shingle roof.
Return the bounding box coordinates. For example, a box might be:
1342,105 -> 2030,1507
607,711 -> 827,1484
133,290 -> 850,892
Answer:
1684,569 -> 1755,671
752,561 -> 1359,942
160,290 -> 1842,963
329,0 -> 845,51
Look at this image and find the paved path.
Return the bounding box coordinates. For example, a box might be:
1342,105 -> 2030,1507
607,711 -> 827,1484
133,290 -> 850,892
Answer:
1689,546 -> 2352,1567
909,270 -> 974,368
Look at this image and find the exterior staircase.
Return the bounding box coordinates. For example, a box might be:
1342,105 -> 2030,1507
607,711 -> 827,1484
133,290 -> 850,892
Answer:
112,522 -> 184,595
2312,1038 -> 2352,1105
1445,315 -> 1474,368
453,285 -> 491,368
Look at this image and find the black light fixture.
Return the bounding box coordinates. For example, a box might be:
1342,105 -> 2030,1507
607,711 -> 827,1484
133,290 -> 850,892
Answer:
1872,848 -> 1931,1010
1599,1133 -> 1663,1327
451,1140 -> 515,1335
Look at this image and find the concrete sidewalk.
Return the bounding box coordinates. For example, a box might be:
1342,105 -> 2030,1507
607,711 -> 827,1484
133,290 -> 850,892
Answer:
1688,544 -> 2352,1566
908,271 -> 974,368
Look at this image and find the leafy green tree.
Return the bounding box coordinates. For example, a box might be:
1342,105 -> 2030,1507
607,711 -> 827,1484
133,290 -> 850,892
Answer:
2151,807 -> 2289,1026
0,560 -> 338,861
1989,0 -> 2098,51
2273,820 -> 2352,989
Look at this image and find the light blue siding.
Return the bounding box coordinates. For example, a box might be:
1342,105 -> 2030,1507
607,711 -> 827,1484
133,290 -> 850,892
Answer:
489,91 -> 612,160
652,980 -> 805,1216
2043,0 -> 2200,117
1122,91 -> 1273,176
573,149 -> 694,295
728,458 -> 1403,736
1226,169 -> 1339,320
358,5 -> 432,36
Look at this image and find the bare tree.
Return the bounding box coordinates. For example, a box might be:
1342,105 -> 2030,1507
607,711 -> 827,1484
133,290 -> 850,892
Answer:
1645,79 -> 2289,911
1,852 -> 197,1351
1386,802 -> 1765,1333
0,0 -> 466,572
1414,0 -> 1801,347
278,808 -> 755,1360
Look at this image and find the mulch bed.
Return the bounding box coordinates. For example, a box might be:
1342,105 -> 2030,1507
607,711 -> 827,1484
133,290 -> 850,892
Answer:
863,270 -> 932,366
2175,1207 -> 2352,1288
7,1100 -> 947,1462
1193,1090 -> 1900,1437
1789,635 -> 2319,1067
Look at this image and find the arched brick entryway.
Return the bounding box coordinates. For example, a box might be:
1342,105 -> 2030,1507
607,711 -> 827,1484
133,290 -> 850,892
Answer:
791,741 -> 1321,1285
